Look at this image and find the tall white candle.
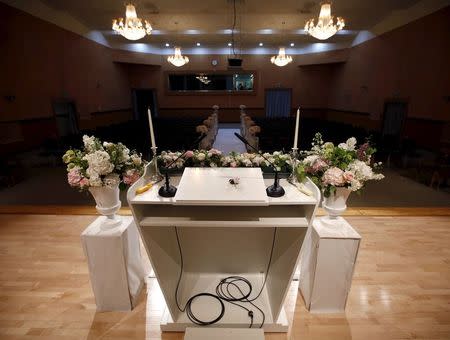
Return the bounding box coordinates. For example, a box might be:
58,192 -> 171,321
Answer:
148,108 -> 156,149
293,108 -> 300,149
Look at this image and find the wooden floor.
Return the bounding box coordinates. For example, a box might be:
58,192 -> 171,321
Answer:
0,214 -> 449,339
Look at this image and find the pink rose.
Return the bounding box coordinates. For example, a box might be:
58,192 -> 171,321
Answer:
123,169 -> 140,185
79,178 -> 89,188
185,150 -> 194,158
343,171 -> 354,183
67,169 -> 82,187
230,162 -> 237,168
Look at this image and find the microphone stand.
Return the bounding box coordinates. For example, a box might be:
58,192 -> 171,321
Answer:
234,133 -> 285,198
158,134 -> 207,198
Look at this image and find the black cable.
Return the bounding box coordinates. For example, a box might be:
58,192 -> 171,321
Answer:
174,226 -> 278,328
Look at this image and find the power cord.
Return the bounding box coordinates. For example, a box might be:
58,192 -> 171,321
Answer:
174,227 -> 278,328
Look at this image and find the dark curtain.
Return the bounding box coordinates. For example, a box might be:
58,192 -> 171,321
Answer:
265,89 -> 291,118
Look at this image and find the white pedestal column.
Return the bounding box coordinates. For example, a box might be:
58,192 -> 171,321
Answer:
299,217 -> 361,313
81,216 -> 145,311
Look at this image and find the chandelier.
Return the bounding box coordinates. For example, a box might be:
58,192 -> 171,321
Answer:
304,2 -> 345,40
112,4 -> 152,41
168,47 -> 189,67
271,48 -> 293,67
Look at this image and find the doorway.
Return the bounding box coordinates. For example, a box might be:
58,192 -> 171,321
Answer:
132,89 -> 158,121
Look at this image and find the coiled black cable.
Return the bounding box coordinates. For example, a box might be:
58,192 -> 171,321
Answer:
174,227 -> 278,328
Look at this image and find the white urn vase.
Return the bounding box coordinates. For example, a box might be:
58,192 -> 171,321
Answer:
89,184 -> 122,229
322,187 -> 351,221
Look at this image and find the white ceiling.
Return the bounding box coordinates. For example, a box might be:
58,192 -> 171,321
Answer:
4,0 -> 450,54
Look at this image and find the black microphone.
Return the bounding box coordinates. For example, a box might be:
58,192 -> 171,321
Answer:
234,133 -> 285,197
158,133 -> 207,198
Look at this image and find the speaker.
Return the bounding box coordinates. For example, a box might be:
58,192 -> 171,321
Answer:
228,58 -> 243,67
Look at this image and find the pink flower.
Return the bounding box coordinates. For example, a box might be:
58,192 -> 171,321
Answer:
79,178 -> 89,188
357,143 -> 369,161
311,158 -> 328,172
67,169 -> 82,187
185,150 -> 194,158
230,161 -> 237,168
123,169 -> 140,185
322,167 -> 345,186
343,171 -> 354,183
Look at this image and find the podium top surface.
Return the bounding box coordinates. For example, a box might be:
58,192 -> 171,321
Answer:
130,167 -> 319,206
175,168 -> 268,206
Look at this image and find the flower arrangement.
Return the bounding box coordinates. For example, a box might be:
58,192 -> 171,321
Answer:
296,133 -> 384,197
62,135 -> 145,190
158,149 -> 292,173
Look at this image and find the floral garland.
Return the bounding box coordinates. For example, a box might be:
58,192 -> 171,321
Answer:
157,149 -> 293,173
295,133 -> 384,197
63,135 -> 145,191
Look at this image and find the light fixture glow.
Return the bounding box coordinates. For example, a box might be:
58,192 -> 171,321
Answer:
228,42 -> 232,47
259,42 -> 263,46
290,42 -> 295,47
196,42 -> 201,46
165,43 -> 170,47
304,2 -> 345,40
270,47 -> 292,67
112,4 -> 152,41
167,47 -> 189,67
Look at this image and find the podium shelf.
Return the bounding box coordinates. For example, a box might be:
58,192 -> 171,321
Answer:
140,216 -> 309,228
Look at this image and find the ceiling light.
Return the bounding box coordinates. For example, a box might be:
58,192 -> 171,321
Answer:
305,2 -> 345,40
290,43 -> 295,47
112,4 -> 152,41
167,47 -> 189,67
271,47 -> 293,67
165,43 -> 170,47
259,42 -> 263,47
196,42 -> 201,46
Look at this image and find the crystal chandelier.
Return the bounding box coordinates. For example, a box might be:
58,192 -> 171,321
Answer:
112,4 -> 152,41
304,2 -> 345,40
168,47 -> 189,67
271,48 -> 293,67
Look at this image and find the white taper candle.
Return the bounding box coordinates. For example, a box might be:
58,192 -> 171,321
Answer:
293,108 -> 300,149
148,108 -> 156,149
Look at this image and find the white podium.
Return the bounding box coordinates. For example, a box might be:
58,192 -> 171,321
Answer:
81,216 -> 145,311
128,167 -> 320,332
299,217 -> 361,313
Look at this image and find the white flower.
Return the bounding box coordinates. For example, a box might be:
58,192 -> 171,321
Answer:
104,173 -> 120,187
88,172 -> 102,187
119,147 -> 130,163
103,141 -> 113,149
210,162 -> 217,168
83,150 -> 114,176
347,160 -> 384,182
131,154 -> 142,166
338,137 -> 357,151
83,135 -> 98,153
243,158 -> 252,167
197,153 -> 206,161
303,155 -> 319,166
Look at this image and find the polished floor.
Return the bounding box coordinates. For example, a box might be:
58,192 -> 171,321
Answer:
0,213 -> 449,339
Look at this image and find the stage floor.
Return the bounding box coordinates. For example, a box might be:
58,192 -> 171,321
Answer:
0,210 -> 449,339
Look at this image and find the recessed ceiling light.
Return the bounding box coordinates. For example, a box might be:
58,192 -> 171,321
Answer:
196,42 -> 201,46
290,43 -> 295,47
165,43 -> 170,47
228,42 -> 232,46
259,42 -> 263,46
